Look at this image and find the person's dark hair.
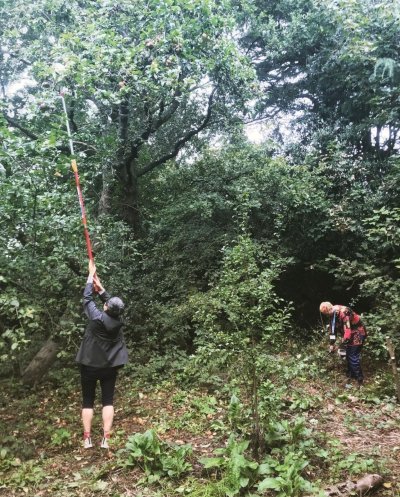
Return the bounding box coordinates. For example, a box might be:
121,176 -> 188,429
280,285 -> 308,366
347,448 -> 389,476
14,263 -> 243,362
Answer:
106,296 -> 125,317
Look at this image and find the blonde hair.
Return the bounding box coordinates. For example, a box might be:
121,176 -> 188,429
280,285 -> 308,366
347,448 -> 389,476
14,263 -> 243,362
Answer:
319,301 -> 333,314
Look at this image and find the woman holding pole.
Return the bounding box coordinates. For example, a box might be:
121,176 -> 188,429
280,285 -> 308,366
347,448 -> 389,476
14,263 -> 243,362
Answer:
76,262 -> 128,449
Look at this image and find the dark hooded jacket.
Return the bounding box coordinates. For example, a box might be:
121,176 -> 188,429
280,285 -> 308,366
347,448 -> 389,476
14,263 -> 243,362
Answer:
75,283 -> 128,368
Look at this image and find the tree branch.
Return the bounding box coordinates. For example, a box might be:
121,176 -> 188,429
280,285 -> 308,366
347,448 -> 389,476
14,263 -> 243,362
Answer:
8,52 -> 31,67
3,113 -> 97,155
138,74 -> 184,142
119,81 -> 184,177
137,88 -> 216,178
3,113 -> 38,140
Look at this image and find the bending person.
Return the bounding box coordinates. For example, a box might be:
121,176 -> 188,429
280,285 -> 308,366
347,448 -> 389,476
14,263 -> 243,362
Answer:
319,301 -> 367,386
76,261 -> 128,449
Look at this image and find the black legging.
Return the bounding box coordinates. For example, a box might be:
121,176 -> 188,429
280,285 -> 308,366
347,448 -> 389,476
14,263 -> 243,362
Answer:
80,365 -> 119,408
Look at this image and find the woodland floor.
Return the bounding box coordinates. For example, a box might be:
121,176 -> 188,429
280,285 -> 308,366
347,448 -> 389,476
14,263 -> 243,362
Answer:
1,355 -> 400,497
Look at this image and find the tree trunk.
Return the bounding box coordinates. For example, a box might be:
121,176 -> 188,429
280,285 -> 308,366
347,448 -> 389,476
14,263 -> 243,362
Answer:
21,339 -> 59,386
98,163 -> 112,216
122,171 -> 141,234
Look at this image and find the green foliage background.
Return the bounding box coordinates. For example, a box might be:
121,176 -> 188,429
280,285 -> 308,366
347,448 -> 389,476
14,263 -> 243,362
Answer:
0,0 -> 399,370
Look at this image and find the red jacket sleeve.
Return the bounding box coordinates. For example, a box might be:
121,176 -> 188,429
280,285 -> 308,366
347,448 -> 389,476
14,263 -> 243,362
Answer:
343,327 -> 352,341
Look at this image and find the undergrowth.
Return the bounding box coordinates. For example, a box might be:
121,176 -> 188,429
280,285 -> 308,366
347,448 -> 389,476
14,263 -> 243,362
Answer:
1,345 -> 399,497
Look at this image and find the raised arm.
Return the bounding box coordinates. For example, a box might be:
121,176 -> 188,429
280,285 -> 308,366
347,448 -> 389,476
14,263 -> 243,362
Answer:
83,262 -> 103,320
93,273 -> 111,303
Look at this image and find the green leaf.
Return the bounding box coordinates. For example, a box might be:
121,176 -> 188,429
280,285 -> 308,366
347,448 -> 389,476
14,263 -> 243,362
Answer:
93,480 -> 108,491
258,477 -> 282,491
258,462 -> 273,475
240,476 -> 249,487
199,457 -> 224,469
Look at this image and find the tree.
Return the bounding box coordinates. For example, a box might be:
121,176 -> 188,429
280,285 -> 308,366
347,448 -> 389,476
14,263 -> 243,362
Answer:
191,230 -> 292,457
236,0 -> 400,158
1,0 -> 257,231
128,142 -> 336,346
0,129 -> 84,374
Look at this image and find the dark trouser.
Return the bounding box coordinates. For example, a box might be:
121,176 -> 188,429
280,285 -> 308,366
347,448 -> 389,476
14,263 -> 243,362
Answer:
80,365 -> 119,408
346,345 -> 363,383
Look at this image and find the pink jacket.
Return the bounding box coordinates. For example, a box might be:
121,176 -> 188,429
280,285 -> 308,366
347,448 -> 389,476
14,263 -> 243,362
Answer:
331,305 -> 367,346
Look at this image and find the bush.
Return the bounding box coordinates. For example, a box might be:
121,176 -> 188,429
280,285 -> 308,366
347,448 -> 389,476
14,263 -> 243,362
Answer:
122,429 -> 192,482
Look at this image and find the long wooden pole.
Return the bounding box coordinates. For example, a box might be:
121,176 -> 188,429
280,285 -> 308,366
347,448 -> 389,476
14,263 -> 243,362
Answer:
59,94 -> 94,262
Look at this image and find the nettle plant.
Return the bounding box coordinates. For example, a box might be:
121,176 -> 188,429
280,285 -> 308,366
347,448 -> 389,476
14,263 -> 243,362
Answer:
122,429 -> 192,483
199,435 -> 259,497
257,451 -> 315,497
191,232 -> 293,456
254,416 -> 328,497
0,294 -> 41,365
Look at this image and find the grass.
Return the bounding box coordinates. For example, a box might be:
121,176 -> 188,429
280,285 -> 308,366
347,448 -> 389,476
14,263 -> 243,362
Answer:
1,354 -> 400,497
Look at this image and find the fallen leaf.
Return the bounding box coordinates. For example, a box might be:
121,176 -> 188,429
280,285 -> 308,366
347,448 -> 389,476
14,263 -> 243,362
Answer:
93,480 -> 108,491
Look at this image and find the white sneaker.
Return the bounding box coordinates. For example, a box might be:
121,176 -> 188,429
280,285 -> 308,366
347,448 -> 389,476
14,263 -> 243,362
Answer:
100,437 -> 109,449
84,437 -> 93,449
